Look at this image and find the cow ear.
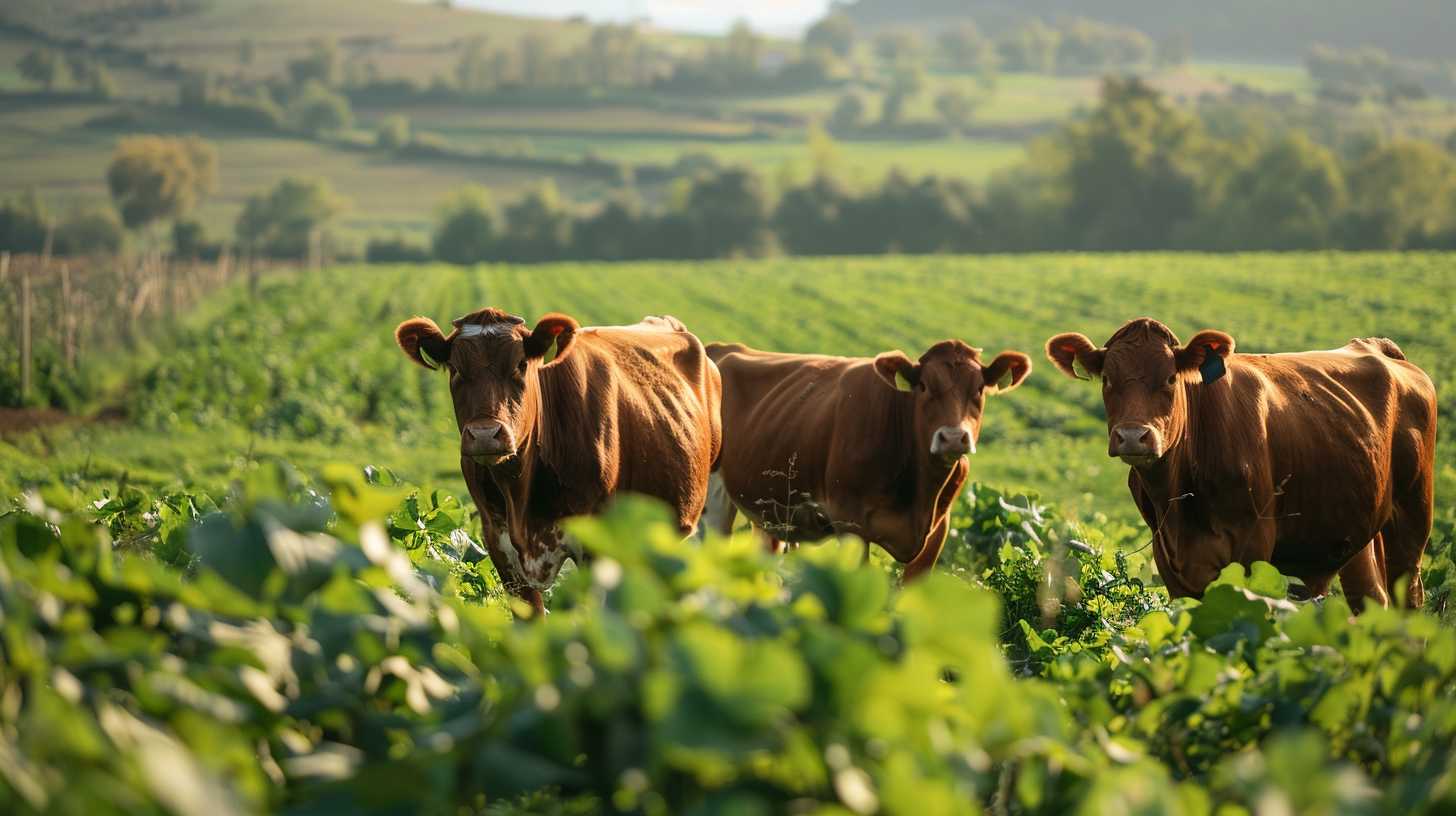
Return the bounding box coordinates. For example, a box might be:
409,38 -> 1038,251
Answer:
396,317 -> 450,370
983,351 -> 1032,394
524,313 -> 580,365
1045,332 -> 1105,380
873,351 -> 920,392
1175,330 -> 1236,383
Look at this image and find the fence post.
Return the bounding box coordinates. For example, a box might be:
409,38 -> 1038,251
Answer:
19,260 -> 32,404
61,263 -> 75,370
216,246 -> 231,286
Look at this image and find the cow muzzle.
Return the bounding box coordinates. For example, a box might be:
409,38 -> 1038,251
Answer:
930,425 -> 974,461
462,421 -> 515,463
1110,423 -> 1161,465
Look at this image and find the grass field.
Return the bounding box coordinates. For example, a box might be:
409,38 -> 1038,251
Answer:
6,253 -> 1453,531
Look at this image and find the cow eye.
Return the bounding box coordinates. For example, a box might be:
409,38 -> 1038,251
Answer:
516,359 -> 528,376
1166,374 -> 1177,386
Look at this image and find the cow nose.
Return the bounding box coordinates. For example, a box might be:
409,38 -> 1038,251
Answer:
931,426 -> 973,458
1110,424 -> 1157,458
462,422 -> 513,458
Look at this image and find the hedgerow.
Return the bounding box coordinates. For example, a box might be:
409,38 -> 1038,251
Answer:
1,466 -> 1453,814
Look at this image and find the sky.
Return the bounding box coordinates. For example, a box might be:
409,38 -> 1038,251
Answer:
458,0 -> 834,37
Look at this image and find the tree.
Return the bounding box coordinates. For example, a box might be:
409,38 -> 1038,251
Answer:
998,20 -> 1060,73
88,64 -> 117,98
65,54 -> 115,98
375,115 -> 411,151
1199,132 -> 1347,250
1060,78 -> 1209,249
456,37 -> 496,92
287,81 -> 352,136
874,30 -> 923,64
239,38 -> 256,67
235,177 -> 345,258
17,49 -> 66,90
55,205 -> 125,256
0,191 -> 50,253
366,235 -> 432,263
431,186 -> 496,264
934,87 -> 978,135
773,175 -> 854,255
881,64 -> 926,126
287,39 -> 341,87
937,23 -> 993,72
1339,140 -> 1456,249
172,218 -> 208,258
805,123 -> 842,179
519,33 -> 557,87
865,171 -> 973,253
828,92 -> 868,133
572,195 -> 647,260
804,13 -> 854,59
106,135 -> 218,232
685,167 -> 773,258
498,181 -> 572,262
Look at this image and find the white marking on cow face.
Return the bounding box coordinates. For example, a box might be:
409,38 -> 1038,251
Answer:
456,323 -> 515,339
929,424 -> 974,460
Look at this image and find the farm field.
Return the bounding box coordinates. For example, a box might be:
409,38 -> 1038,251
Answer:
0,103 -> 626,244
3,0 -> 702,84
3,252 -> 1456,813
7,253 -> 1454,522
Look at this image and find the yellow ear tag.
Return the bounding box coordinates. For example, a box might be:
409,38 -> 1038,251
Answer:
894,370 -> 914,392
541,336 -> 558,365
1072,357 -> 1091,380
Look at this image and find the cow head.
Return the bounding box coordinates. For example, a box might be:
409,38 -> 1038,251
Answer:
1045,318 -> 1234,466
396,308 -> 580,464
872,340 -> 1031,465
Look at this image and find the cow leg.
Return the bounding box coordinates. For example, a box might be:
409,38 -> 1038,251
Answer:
1381,494 -> 1433,610
1336,536 -> 1390,612
901,514 -> 950,582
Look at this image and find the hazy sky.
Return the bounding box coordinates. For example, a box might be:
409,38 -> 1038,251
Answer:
458,0 -> 833,36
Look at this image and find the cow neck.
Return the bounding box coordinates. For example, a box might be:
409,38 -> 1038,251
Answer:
485,361 -> 551,535
1133,372 -> 1236,574
888,389 -> 956,505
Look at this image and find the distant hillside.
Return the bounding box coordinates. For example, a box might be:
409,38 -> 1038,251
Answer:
840,0 -> 1456,62
0,0 -> 698,83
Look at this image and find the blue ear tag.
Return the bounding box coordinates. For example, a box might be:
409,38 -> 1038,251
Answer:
1199,351 -> 1226,384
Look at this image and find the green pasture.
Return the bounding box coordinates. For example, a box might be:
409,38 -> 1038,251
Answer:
5,253 -> 1453,532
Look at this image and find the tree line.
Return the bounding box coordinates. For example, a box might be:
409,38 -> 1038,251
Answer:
1306,44 -> 1456,106
837,0 -> 1456,63
390,78 -> 1456,264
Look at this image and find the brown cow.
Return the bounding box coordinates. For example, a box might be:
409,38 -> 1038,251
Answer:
703,340 -> 1032,580
396,309 -> 722,614
1045,318 -> 1437,609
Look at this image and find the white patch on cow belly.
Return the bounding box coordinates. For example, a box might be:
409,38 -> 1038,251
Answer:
511,528 -> 571,590
497,531 -> 526,578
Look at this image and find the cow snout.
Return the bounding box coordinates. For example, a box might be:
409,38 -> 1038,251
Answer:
462,422 -> 514,461
1110,424 -> 1160,463
930,425 -> 974,459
